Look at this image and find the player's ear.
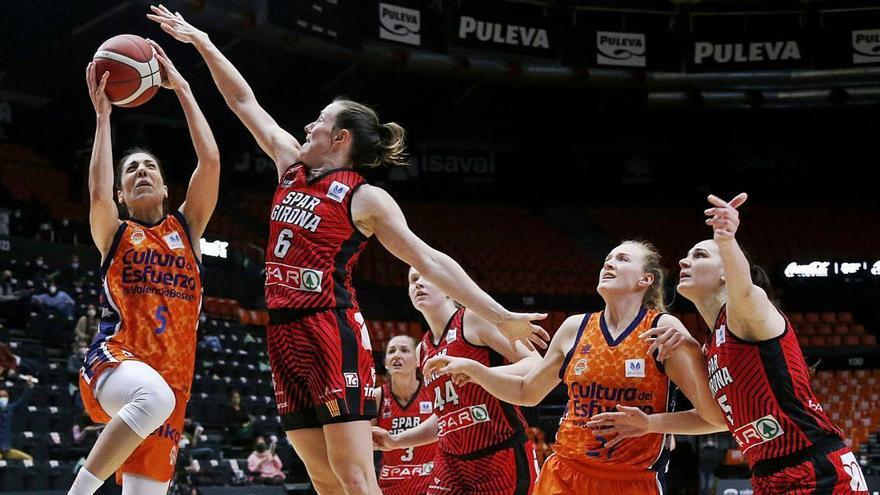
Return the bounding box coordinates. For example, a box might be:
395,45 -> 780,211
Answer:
334,128 -> 351,144
163,185 -> 168,199
639,272 -> 654,288
116,189 -> 125,206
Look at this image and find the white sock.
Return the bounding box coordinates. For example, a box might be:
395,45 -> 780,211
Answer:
68,467 -> 104,495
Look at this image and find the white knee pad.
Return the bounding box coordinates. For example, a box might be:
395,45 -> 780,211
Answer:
121,473 -> 170,495
95,360 -> 176,439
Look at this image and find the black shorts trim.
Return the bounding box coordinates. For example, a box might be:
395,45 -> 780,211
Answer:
752,436 -> 844,477
512,434 -> 531,495
451,431 -> 528,461
282,407 -> 375,431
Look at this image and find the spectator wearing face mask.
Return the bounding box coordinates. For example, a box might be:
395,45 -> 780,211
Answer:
32,283 -> 75,318
75,304 -> 100,346
0,376 -> 35,460
246,436 -> 284,485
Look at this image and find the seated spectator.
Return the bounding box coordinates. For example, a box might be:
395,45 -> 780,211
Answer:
31,283 -> 75,318
59,254 -> 86,289
0,376 -> 35,460
25,255 -> 53,285
247,436 -> 284,485
74,304 -> 99,346
0,270 -> 25,326
67,343 -> 88,384
223,389 -> 255,448
71,410 -> 102,450
182,418 -> 218,460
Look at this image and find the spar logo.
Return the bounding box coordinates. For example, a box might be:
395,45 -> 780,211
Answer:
437,404 -> 491,437
733,415 -> 784,453
596,31 -> 646,67
265,262 -> 323,292
852,29 -> 880,64
380,461 -> 434,480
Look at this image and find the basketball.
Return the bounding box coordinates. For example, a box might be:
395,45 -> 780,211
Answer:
92,34 -> 160,108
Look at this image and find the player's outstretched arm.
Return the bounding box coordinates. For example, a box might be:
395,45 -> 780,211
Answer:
146,40 -> 220,246
85,62 -> 121,259
588,407 -> 727,448
463,309 -> 541,377
704,193 -> 784,341
352,185 -> 549,351
373,414 -> 439,451
147,4 -> 300,178
424,314 -> 580,406
655,315 -> 728,428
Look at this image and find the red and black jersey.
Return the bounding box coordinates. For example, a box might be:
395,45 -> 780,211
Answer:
704,304 -> 842,469
421,307 -> 528,457
377,382 -> 438,491
265,164 -> 368,309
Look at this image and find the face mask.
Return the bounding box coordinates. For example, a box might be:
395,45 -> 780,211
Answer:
48,287 -> 57,295
35,260 -> 43,267
0,398 -> 8,408
71,263 -> 79,270
255,443 -> 267,453
87,309 -> 96,318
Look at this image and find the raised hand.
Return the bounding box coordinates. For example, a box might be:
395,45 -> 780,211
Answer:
145,39 -> 187,90
86,62 -> 111,116
704,193 -> 748,242
586,404 -> 651,448
639,325 -> 687,361
147,4 -> 209,46
496,312 -> 550,351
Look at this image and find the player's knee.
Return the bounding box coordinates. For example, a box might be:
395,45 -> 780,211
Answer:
333,467 -> 370,495
120,381 -> 175,437
136,380 -> 176,421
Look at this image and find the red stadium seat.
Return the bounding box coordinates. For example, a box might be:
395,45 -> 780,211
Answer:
805,313 -> 820,323
843,335 -> 860,346
838,312 -> 854,323
810,335 -> 828,347
788,312 -> 804,324
860,335 -> 877,346
820,312 -> 836,323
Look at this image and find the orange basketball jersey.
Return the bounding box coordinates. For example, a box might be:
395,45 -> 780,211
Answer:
82,212 -> 202,397
555,307 -> 674,472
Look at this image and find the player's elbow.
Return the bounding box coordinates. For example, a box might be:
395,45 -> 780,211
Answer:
410,250 -> 444,280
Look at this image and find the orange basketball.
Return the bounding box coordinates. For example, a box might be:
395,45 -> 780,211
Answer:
92,34 -> 161,108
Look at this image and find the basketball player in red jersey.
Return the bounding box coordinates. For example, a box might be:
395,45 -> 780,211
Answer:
373,335 -> 437,495
373,268 -> 543,495
590,194 -> 869,494
71,42 -> 219,495
424,241 -> 727,494
148,6 -> 548,495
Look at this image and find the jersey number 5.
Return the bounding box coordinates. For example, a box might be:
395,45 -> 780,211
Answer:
154,306 -> 169,335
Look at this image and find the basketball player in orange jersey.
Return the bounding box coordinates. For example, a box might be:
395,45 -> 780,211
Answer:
589,195 -> 868,494
372,335 -> 437,495
424,241 -> 728,494
70,41 -> 220,495
373,267 -> 543,495
148,6 -> 548,495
